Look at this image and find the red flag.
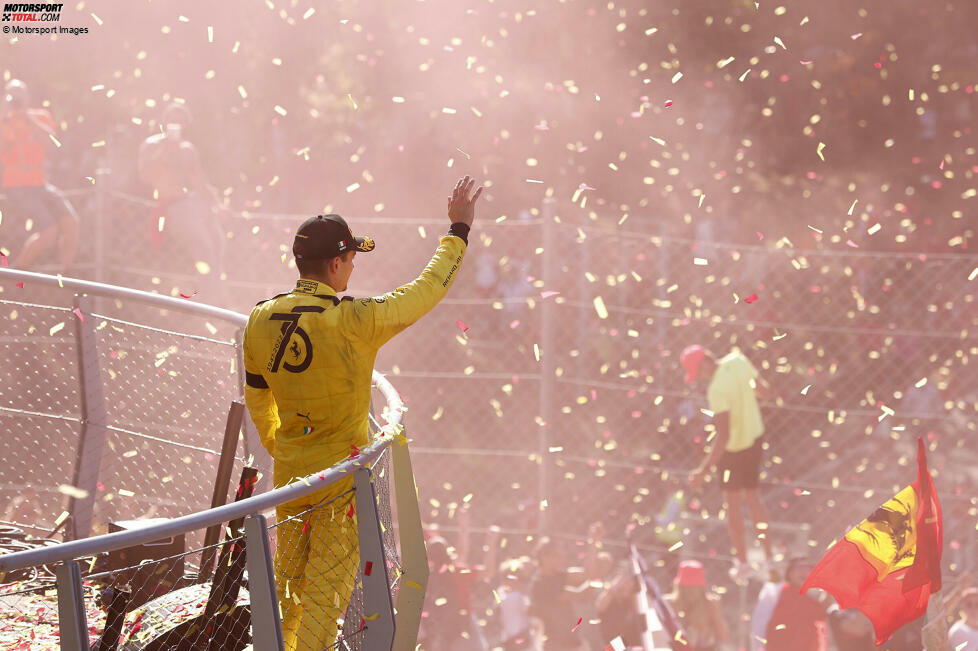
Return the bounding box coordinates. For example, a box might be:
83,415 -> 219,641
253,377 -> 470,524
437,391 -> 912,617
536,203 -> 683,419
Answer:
801,437 -> 942,645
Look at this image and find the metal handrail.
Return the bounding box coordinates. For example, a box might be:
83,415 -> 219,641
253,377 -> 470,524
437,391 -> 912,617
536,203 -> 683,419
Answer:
0,268 -> 244,324
0,267 -> 406,573
0,433 -> 395,573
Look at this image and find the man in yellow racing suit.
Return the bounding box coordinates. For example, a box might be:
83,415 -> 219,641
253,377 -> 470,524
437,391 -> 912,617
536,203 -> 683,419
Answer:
243,176 -> 483,649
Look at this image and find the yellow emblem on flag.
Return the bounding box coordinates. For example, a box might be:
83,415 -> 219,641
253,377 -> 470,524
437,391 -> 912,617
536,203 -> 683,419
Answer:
844,484 -> 918,581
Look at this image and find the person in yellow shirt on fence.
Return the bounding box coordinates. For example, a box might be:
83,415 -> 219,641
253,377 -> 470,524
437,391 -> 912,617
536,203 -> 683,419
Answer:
244,176 -> 483,649
682,345 -> 774,581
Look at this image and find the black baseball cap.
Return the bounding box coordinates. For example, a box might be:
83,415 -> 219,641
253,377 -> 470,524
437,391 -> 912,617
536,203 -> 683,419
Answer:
292,214 -> 375,261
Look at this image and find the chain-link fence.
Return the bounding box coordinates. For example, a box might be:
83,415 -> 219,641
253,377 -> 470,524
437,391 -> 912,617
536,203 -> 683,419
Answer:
3,183 -> 976,648
11,186 -> 974,565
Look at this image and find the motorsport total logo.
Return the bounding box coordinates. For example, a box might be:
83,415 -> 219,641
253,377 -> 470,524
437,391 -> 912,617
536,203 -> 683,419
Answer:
2,3 -> 63,21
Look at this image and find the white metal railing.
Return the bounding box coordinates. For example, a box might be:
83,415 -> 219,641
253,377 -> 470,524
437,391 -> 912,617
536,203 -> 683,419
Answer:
0,268 -> 429,651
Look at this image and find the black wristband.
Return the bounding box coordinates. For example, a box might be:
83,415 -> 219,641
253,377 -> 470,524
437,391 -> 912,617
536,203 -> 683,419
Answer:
448,222 -> 471,245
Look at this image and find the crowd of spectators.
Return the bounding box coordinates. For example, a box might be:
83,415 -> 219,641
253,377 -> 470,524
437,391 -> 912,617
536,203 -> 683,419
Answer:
2,0 -> 976,648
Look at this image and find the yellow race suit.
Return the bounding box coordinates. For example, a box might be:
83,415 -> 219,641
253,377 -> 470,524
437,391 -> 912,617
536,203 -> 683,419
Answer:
243,231 -> 466,649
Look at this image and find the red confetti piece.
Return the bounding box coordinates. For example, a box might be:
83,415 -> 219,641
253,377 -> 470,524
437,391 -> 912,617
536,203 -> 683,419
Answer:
72,307 -> 85,324
756,231 -> 764,240
572,616 -> 583,632
664,99 -> 673,107
350,444 -> 360,459
455,319 -> 469,333
346,503 -> 355,518
0,253 -> 7,267
846,239 -> 859,248
364,561 -> 373,576
851,32 -> 863,39
15,282 -> 24,289
179,290 -> 199,299
302,520 -> 309,534
744,293 -> 759,303
509,320 -> 520,329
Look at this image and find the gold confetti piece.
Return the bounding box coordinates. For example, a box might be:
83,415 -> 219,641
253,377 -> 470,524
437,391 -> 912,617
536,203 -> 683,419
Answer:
671,72 -> 683,84
774,36 -> 787,49
364,613 -> 380,621
49,133 -> 62,148
548,446 -> 564,453
207,26 -> 213,42
57,273 -> 63,288
456,147 -> 470,159
348,94 -> 359,110
649,136 -> 666,146
58,484 -> 89,499
915,377 -> 928,388
739,69 -> 752,82
848,200 -> 858,215
968,267 -> 978,282
723,469 -> 731,483
237,85 -> 248,99
418,226 -> 427,239
801,384 -> 812,395
54,511 -> 70,527
274,105 -> 288,116
816,142 -> 826,161
346,182 -> 360,193
909,89 -> 915,101
49,322 -> 65,336
693,257 -> 708,265
776,624 -> 787,630
645,27 -> 658,36
868,223 -> 881,235
118,489 -> 135,497
533,343 -> 541,362
593,296 -> 609,319
432,406 -> 444,420
807,225 -> 823,234
158,216 -> 166,232
205,322 -> 218,335
195,261 -> 211,275
442,107 -> 456,114
302,7 -> 315,19
90,12 -> 102,25
717,56 -> 735,68
668,541 -> 683,552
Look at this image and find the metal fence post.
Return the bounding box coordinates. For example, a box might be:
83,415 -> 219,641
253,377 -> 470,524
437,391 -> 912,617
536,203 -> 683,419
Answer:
93,166 -> 108,285
244,514 -> 285,651
391,437 -> 429,651
235,326 -> 273,494
354,467 -> 396,649
56,560 -> 91,651
68,293 -> 110,540
538,198 -> 557,533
